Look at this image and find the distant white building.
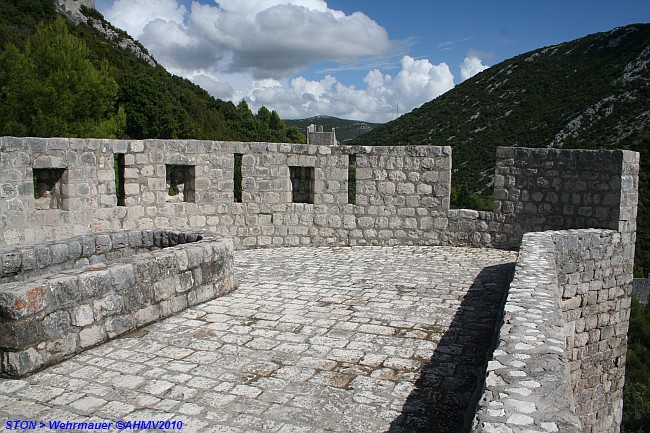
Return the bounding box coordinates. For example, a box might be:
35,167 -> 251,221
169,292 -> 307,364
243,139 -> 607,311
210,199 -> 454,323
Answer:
306,124 -> 337,145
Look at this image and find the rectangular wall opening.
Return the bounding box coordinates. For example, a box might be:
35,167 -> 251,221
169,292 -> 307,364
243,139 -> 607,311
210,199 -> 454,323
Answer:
234,153 -> 243,203
33,168 -> 67,210
290,166 -> 315,204
114,154 -> 126,206
348,154 -> 357,205
166,165 -> 196,203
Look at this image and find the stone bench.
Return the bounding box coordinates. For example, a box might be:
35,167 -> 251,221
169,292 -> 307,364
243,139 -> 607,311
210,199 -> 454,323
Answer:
0,229 -> 235,377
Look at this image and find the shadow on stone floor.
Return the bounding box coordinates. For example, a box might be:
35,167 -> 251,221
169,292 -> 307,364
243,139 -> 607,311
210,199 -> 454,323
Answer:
386,262 -> 515,433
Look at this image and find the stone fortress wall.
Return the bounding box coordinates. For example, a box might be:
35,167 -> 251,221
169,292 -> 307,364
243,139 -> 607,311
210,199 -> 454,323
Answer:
0,137 -> 637,252
0,136 -> 639,432
472,229 -> 632,432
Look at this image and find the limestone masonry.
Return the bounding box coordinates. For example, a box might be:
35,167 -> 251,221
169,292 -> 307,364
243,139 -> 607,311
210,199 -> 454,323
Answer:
0,229 -> 234,377
0,136 -> 639,433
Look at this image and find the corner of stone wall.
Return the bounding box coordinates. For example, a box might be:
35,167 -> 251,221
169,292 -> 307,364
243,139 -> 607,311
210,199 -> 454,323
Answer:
472,227 -> 631,433
471,232 -> 582,433
551,228 -> 630,432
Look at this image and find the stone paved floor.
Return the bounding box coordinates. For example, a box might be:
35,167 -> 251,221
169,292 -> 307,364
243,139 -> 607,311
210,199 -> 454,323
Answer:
0,246 -> 517,433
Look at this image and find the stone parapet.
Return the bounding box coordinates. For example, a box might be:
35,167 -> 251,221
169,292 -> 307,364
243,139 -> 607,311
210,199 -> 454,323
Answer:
0,137 -> 637,253
0,230 -> 234,377
472,228 -> 631,433
0,137 -> 638,431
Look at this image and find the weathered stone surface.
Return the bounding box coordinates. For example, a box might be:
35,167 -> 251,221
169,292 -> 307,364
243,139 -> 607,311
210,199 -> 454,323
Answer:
0,232 -> 234,377
1,347 -> 43,377
0,138 -> 638,432
0,283 -> 49,319
43,310 -> 71,340
472,229 -> 630,433
0,246 -> 517,432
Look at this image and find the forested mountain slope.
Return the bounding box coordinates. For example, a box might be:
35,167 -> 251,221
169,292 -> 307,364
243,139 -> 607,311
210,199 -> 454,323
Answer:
0,0 -> 304,142
355,24 -> 650,276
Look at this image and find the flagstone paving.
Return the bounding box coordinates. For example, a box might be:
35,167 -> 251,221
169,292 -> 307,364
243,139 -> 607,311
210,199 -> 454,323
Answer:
0,246 -> 517,433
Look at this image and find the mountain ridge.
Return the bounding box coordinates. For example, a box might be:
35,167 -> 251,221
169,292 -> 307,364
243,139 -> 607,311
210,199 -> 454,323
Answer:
354,23 -> 649,276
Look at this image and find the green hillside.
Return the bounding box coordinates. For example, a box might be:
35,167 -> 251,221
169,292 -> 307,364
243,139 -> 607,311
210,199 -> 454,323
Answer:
355,24 -> 650,277
0,0 -> 304,143
285,115 -> 381,143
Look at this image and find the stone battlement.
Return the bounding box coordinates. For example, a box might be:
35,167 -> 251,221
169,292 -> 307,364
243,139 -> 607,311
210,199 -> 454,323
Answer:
0,137 -> 638,252
473,229 -> 631,432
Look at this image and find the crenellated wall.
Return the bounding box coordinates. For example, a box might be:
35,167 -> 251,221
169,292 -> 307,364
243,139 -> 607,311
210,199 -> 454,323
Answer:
0,138 -> 454,249
0,137 -> 638,253
443,147 -> 639,250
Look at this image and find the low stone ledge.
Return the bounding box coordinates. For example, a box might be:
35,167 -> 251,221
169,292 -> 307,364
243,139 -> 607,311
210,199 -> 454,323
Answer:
0,229 -> 204,284
0,230 -> 235,377
471,232 -> 582,433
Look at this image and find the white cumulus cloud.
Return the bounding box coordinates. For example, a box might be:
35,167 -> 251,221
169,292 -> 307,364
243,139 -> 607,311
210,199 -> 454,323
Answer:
104,0 -> 186,39
104,0 -> 393,79
460,55 -> 490,81
102,1 -> 458,122
241,56 -> 454,122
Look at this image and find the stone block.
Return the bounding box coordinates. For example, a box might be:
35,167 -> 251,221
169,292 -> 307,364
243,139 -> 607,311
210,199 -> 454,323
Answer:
71,304 -> 94,327
49,275 -> 81,309
111,232 -> 129,249
18,249 -> 36,272
154,276 -> 179,302
161,294 -> 188,317
135,305 -> 161,327
177,271 -> 194,294
0,283 -> 49,319
80,324 -> 107,348
35,245 -> 53,269
78,268 -> 111,300
188,285 -> 216,306
95,234 -> 112,254
109,264 -> 136,294
132,257 -> 160,283
43,310 -> 71,340
49,244 -> 69,265
0,318 -> 41,350
67,239 -> 83,260
104,315 -> 135,339
94,294 -> 124,319
185,246 -> 204,269
1,347 -> 43,377
45,333 -> 78,361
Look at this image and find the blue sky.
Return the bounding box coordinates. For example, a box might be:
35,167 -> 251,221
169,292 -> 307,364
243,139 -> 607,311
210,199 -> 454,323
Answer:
95,0 -> 650,122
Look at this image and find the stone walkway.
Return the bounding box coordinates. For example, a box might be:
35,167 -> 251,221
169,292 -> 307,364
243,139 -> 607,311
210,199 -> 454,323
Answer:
0,246 -> 517,433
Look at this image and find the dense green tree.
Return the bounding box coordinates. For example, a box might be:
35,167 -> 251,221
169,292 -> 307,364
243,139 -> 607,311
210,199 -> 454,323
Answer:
285,125 -> 305,143
118,72 -> 186,139
0,0 -> 56,49
256,106 -> 271,127
269,110 -> 285,131
0,17 -> 125,138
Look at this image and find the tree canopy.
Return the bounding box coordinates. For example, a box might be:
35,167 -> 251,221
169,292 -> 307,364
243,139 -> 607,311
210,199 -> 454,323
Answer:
0,17 -> 125,138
